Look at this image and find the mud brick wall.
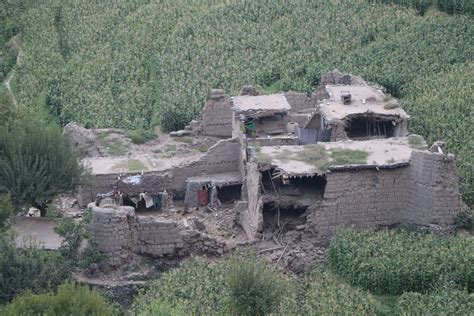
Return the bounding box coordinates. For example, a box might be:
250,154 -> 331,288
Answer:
78,138 -> 240,207
201,92 -> 233,137
308,168 -> 406,244
284,91 -> 317,112
136,217 -> 184,257
404,151 -> 462,226
240,160 -> 263,239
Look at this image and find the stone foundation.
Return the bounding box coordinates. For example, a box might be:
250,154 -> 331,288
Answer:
89,204 -> 225,266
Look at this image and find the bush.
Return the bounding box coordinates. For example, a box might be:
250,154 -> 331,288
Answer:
0,233 -> 72,303
297,271 -> 382,315
0,119 -> 83,209
133,258 -> 230,315
227,254 -> 289,315
125,129 -> 156,144
454,208 -> 473,231
328,229 -> 474,295
397,284 -> 474,315
1,283 -> 116,316
133,255 -> 293,315
0,194 -> 14,230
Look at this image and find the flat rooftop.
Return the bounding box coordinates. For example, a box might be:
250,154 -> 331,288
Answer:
256,137 -> 417,176
83,153 -> 204,175
232,94 -> 291,114
321,85 -> 409,121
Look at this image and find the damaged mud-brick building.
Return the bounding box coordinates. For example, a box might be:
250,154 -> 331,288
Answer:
79,70 -> 464,264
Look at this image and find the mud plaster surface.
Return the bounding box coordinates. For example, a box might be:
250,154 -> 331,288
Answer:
321,85 -> 409,121
259,137 -> 414,175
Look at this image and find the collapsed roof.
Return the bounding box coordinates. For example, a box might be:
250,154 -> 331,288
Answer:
320,85 -> 409,123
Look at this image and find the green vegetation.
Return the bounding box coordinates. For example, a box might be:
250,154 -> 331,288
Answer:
330,148 -> 368,165
370,0 -> 474,16
133,251 -> 474,315
0,194 -> 14,230
99,137 -> 128,157
297,271 -> 382,315
126,129 -> 156,144
113,159 -> 148,172
328,229 -> 474,295
402,62 -> 474,205
407,134 -> 428,149
196,146 -> 208,153
0,119 -> 83,209
0,233 -> 72,303
1,283 -> 116,316
397,284 -> 474,315
454,208 -> 473,231
227,255 -> 289,315
174,137 -> 193,144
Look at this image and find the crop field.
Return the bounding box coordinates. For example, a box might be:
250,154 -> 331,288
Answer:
1,0 -> 473,203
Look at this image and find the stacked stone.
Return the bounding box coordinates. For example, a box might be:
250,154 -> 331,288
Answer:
89,204 -> 135,266
136,217 -> 184,257
284,91 -> 317,112
201,89 -> 233,137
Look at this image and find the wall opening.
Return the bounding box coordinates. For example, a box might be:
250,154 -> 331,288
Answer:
217,184 -> 242,203
263,202 -> 307,232
345,116 -> 395,140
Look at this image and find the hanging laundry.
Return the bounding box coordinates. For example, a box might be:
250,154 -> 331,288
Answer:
122,175 -> 142,185
140,192 -> 154,208
153,195 -> 162,209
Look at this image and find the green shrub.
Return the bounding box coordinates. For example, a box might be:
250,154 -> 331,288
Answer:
397,284 -> 474,315
227,254 -> 289,316
133,255 -> 294,315
454,208 -> 473,231
133,258 -> 230,315
0,194 -> 14,230
1,283 -> 116,316
0,233 -> 72,303
328,229 -> 474,295
54,218 -> 84,259
125,129 -> 156,144
0,120 -> 83,209
297,271 -> 382,315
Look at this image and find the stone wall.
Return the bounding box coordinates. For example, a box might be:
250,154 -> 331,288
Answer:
89,204 -> 225,266
284,91 -> 317,112
201,89 -> 233,137
404,151 -> 462,226
78,138 -> 240,207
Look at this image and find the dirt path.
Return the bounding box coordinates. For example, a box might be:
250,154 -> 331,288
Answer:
4,35 -> 23,106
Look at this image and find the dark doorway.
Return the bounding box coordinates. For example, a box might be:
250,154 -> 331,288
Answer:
217,184 -> 242,203
263,203 -> 307,232
345,116 -> 395,139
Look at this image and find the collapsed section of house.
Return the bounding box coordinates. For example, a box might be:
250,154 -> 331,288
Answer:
79,70 -> 463,265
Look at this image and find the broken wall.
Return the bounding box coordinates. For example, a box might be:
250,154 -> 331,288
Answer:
240,160 -> 263,239
404,151 -> 462,226
201,89 -> 233,137
78,138 -> 241,207
241,151 -> 462,243
307,151 -> 461,244
89,205 -> 225,266
284,91 -> 317,112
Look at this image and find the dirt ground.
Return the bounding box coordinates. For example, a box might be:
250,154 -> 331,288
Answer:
13,217 -> 63,250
